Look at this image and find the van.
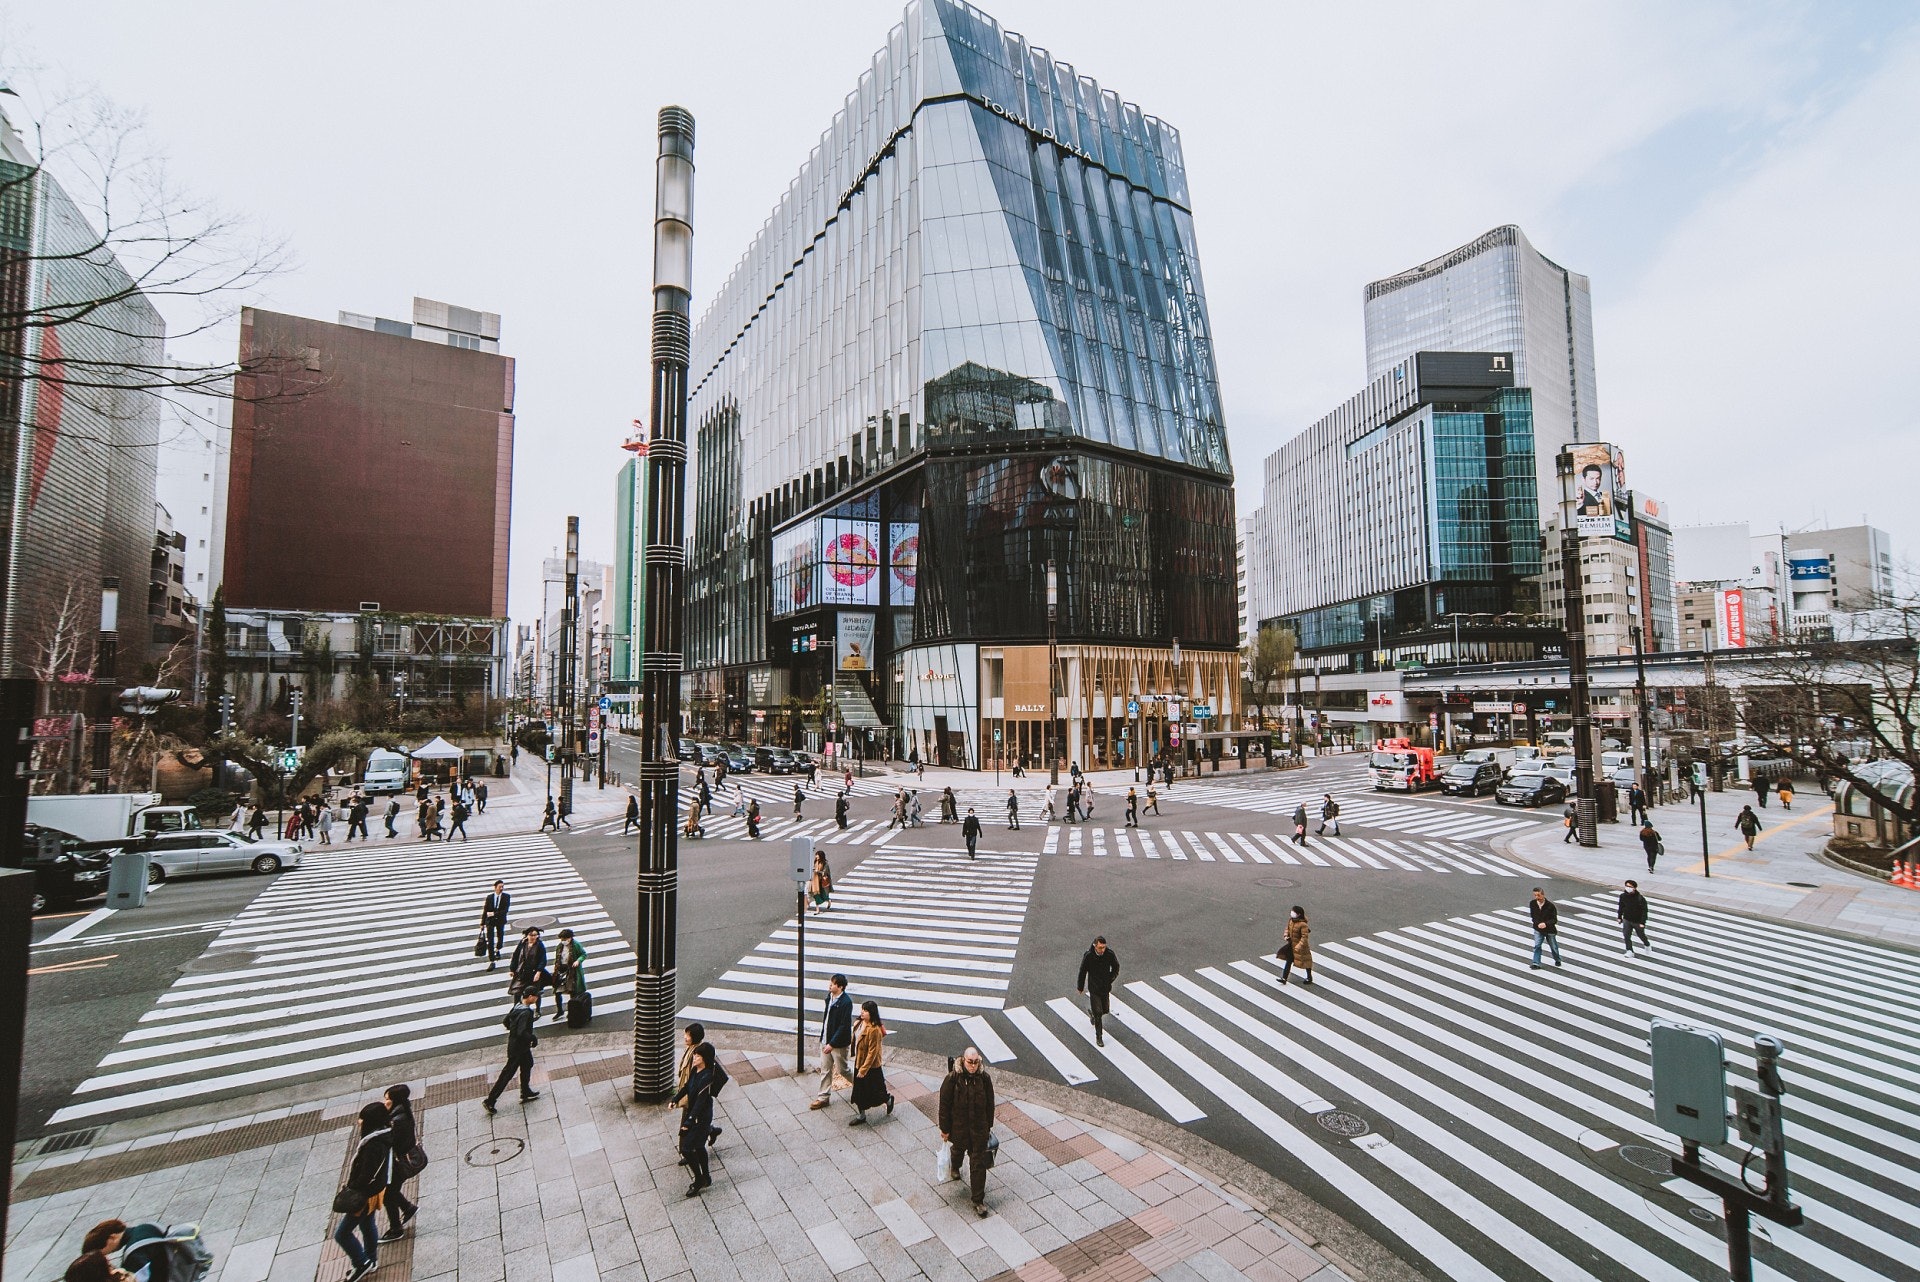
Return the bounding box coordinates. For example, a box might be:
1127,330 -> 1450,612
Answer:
362,749 -> 411,794
1543,731 -> 1574,753
1600,750 -> 1634,774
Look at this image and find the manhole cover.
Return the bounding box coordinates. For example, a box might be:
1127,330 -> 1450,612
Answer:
1618,1144 -> 1673,1175
1688,1207 -> 1717,1224
465,1136 -> 525,1167
1315,1110 -> 1372,1138
1254,876 -> 1300,890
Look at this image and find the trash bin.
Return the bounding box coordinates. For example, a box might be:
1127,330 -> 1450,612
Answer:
1596,779 -> 1619,823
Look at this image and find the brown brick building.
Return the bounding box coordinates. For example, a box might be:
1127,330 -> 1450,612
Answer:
224,301 -> 514,618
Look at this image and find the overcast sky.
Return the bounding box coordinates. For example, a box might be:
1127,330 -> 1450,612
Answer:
9,0 -> 1917,625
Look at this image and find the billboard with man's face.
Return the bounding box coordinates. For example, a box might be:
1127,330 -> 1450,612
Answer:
1570,442 -> 1631,541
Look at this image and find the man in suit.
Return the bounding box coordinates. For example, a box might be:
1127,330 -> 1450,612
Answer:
810,974 -> 853,1111
481,881 -> 511,970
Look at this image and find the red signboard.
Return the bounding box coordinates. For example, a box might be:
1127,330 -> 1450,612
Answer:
1718,589 -> 1747,648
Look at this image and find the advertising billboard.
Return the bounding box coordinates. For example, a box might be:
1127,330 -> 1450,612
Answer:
1366,690 -> 1407,721
1570,442 -> 1631,541
820,518 -> 881,606
888,521 -> 919,607
770,523 -> 817,618
1715,588 -> 1748,649
836,612 -> 877,671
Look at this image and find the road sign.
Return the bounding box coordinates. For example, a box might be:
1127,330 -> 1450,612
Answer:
279,749 -> 298,771
1193,704 -> 1212,718
1127,699 -> 1139,716
789,835 -> 814,884
598,695 -> 611,712
588,731 -> 600,749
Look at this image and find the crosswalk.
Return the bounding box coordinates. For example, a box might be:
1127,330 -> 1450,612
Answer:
579,811 -> 907,847
1156,780 -> 1547,840
48,834 -> 634,1126
979,896 -> 1920,1282
1034,825 -> 1530,875
680,849 -> 1038,1037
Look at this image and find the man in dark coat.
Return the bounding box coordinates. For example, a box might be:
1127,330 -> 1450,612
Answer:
939,1048 -> 996,1216
962,808 -> 982,859
624,793 -> 640,834
811,974 -> 853,1110
509,927 -> 549,1013
1617,880 -> 1651,956
1076,937 -> 1120,1046
835,791 -> 850,830
1527,887 -> 1562,969
483,989 -> 541,1113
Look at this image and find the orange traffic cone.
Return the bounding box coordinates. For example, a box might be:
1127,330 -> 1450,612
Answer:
1893,859 -> 1916,890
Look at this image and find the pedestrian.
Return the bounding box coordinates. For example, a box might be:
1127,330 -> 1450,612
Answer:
540,797 -> 557,832
480,880 -> 511,970
808,852 -> 832,913
1561,800 -> 1578,843
807,759 -> 819,789
417,796 -> 433,839
549,927 -> 587,1023
449,799 -> 470,842
476,781 -> 489,813
1042,784 -> 1057,822
1776,778 -> 1794,810
746,797 -> 763,840
1527,887 -> 1563,969
849,1000 -> 896,1125
698,777 -> 712,816
229,799 -> 247,831
1617,879 -> 1652,956
1290,803 -> 1309,847
938,1047 -> 996,1218
887,788 -> 905,829
1006,789 -> 1020,830
347,795 -> 369,841
1639,820 -> 1663,873
834,790 -> 850,830
1735,805 -> 1762,850
625,793 -> 640,834
909,791 -> 925,827
1077,936 -> 1119,1046
247,803 -> 266,839
1066,783 -> 1082,824
60,1220 -> 130,1282
1125,787 -> 1139,828
962,807 -> 982,859
378,1084 -> 422,1244
1082,781 -> 1096,820
317,802 -> 335,845
678,1041 -> 721,1197
810,973 -> 853,1111
482,989 -> 542,1113
1145,785 -> 1160,816
942,786 -> 958,823
383,797 -> 400,838
1277,906 -> 1313,986
844,766 -> 854,791
1317,794 -> 1340,836
793,783 -> 804,821
330,1103 -> 394,1280
509,926 -> 549,1014
1753,774 -> 1770,807
1628,782 -> 1648,827
668,1021 -> 704,1115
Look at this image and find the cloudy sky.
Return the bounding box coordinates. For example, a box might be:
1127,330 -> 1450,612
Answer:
9,0 -> 1917,623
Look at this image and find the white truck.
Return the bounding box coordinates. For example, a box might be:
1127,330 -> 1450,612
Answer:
361,749 -> 411,794
27,792 -> 203,844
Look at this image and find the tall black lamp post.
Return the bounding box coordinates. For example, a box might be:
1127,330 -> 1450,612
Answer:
633,106 -> 695,1101
1555,450 -> 1597,845
1046,559 -> 1059,785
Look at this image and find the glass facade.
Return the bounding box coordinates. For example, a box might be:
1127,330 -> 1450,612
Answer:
684,0 -> 1237,755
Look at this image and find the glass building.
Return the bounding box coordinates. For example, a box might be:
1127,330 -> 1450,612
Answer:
683,0 -> 1239,769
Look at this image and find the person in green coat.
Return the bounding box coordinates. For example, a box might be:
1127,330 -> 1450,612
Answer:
550,928 -> 588,1022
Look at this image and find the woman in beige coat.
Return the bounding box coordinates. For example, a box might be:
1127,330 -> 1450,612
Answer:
1277,906 -> 1314,986
848,1000 -> 895,1125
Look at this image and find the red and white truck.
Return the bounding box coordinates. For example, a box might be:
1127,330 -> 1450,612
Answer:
1369,738 -> 1441,791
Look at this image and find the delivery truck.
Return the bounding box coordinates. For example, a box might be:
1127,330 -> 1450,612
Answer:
26,792 -> 203,845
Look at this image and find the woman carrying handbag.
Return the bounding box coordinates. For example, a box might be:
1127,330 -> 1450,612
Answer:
807,852 -> 833,914
550,928 -> 588,1023
1276,906 -> 1314,987
848,1001 -> 895,1125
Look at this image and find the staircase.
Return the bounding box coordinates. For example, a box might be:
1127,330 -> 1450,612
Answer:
831,674 -> 887,730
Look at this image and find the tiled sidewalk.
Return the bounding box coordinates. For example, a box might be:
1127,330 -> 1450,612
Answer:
1501,787 -> 1919,946
5,1037 -> 1376,1282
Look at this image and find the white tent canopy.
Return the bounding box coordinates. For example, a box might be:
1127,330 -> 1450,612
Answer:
410,736 -> 464,760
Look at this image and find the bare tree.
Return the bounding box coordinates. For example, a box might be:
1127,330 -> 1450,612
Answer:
22,579 -> 97,792
1242,625 -> 1295,720
109,633 -> 193,791
1738,590 -> 1919,828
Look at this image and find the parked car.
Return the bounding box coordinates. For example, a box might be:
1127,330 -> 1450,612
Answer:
696,743 -> 724,766
676,738 -> 699,762
1440,760 -> 1503,797
129,830 -> 304,885
722,745 -> 754,774
23,823 -> 112,914
755,746 -> 795,774
1497,773 -> 1567,807
1610,765 -> 1641,789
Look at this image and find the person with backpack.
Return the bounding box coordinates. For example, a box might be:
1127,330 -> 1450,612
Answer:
378,1084 -> 423,1243
1317,794 -> 1340,836
793,783 -> 805,821
61,1220 -> 130,1282
482,989 -> 542,1114
550,928 -> 588,1024
1735,805 -> 1763,850
1639,821 -> 1663,874
331,1102 -> 395,1280
115,1221 -> 215,1282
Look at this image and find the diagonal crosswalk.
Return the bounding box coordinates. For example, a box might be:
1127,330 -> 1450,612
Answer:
579,810 -> 907,846
1035,825 -> 1530,875
1155,780 -> 1548,840
680,849 -> 1038,1035
982,896 -> 1920,1282
48,834 -> 633,1126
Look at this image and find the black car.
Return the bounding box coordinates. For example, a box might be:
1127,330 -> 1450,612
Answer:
677,738 -> 699,763
754,746 -> 795,774
695,743 -> 724,767
1440,760 -> 1503,797
1496,774 -> 1567,808
24,823 -> 113,914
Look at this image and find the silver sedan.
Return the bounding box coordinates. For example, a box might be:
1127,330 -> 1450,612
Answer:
138,830 -> 305,885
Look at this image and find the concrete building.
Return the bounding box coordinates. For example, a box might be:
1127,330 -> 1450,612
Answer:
1786,525 -> 1893,612
1364,225 -> 1599,515
148,503 -> 195,669
1630,492 -> 1678,653
537,556 -> 611,716
610,446 -> 647,729
155,389 -> 231,612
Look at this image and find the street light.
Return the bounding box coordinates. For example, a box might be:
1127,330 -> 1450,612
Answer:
1554,451 -> 1597,846
1047,559 -> 1059,786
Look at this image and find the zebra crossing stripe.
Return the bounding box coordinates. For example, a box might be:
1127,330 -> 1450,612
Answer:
1227,833 -> 1270,864
1114,830 -> 1136,858
1044,996 -> 1204,1123
1251,834 -> 1297,865
1180,831 -> 1214,861
1138,830 -> 1161,859
1205,833 -> 1243,863
1092,828 -> 1108,857
960,1014 -> 1016,1063
1003,1006 -> 1096,1085
1043,826 -> 1060,854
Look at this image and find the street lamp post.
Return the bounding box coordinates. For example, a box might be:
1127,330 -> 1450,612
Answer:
561,517 -> 580,818
633,105 -> 695,1102
1555,451 -> 1598,846
1046,559 -> 1059,786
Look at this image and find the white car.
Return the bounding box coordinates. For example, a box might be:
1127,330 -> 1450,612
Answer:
133,830 -> 304,885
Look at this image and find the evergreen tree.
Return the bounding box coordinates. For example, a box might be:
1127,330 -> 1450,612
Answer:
203,585 -> 230,740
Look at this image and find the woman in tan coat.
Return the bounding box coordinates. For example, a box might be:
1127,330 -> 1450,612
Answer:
848,1000 -> 895,1125
1277,905 -> 1314,986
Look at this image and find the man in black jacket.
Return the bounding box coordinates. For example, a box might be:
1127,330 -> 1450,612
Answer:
510,927 -> 549,1013
334,1102 -> 395,1280
483,990 -> 542,1113
810,974 -> 853,1111
1617,880 -> 1652,956
1528,888 -> 1562,969
962,808 -> 982,859
939,1047 -> 996,1217
1077,937 -> 1120,1046
480,881 -> 511,970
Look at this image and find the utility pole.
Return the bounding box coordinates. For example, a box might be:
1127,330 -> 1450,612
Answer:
1632,626 -> 1656,795
633,105 -> 695,1102
561,516 -> 579,820
1555,451 -> 1597,846
1047,559 -> 1060,786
